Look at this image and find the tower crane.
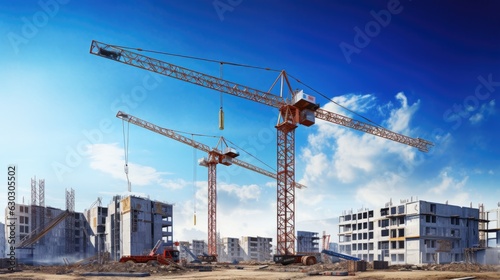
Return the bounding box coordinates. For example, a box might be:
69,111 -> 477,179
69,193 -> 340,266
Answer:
116,111 -> 306,261
91,41 -> 434,262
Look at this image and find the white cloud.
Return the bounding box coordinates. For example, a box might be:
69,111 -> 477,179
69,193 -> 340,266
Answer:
174,195 -> 208,242
469,99 -> 495,125
87,143 -> 186,190
330,94 -> 377,113
302,92 -> 422,186
355,173 -> 409,208
173,181 -> 276,242
298,92 -> 432,224
386,92 -> 420,133
331,131 -> 379,183
428,168 -> 468,195
469,112 -> 484,124
265,181 -> 276,188
301,148 -> 328,183
218,183 -> 261,201
160,178 -> 191,190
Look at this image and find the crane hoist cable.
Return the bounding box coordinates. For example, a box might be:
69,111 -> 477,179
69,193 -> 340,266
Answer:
110,44 -> 281,73
192,134 -> 197,226
224,138 -> 276,172
122,119 -> 131,192
219,62 -> 224,130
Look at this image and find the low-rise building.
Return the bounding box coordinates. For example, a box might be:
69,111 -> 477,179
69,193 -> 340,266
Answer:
220,237 -> 242,262
240,236 -> 272,261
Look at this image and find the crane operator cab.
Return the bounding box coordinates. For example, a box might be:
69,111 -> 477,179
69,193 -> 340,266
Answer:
292,90 -> 320,127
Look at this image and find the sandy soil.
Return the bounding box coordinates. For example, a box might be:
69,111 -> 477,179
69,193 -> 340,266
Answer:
1,262 -> 499,280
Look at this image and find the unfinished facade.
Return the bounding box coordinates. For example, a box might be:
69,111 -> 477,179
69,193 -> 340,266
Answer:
3,191 -> 174,264
297,231 -> 320,253
4,204 -> 89,264
240,236 -> 272,261
191,239 -> 208,257
338,199 -> 479,265
474,204 -> 500,265
83,199 -> 107,258
104,195 -> 174,260
220,237 -> 242,262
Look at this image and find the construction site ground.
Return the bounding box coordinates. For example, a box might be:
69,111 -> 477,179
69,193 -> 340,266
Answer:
1,261 -> 499,280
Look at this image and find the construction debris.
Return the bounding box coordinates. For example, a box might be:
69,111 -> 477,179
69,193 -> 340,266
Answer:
7,260 -> 500,279
80,271 -> 151,277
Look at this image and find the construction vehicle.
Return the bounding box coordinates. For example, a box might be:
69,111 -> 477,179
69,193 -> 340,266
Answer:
148,239 -> 163,256
197,254 -> 217,263
179,244 -> 201,264
119,240 -> 180,264
321,249 -> 361,261
178,243 -> 217,263
119,248 -> 180,265
90,40 -> 433,265
273,253 -> 319,265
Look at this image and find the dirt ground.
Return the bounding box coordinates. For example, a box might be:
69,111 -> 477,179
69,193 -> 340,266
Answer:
1,261 -> 499,280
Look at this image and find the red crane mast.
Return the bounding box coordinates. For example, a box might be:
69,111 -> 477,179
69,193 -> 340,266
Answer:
116,111 -> 305,258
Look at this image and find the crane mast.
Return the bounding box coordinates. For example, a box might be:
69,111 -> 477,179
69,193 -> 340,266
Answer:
116,111 -> 306,257
93,41 -> 433,257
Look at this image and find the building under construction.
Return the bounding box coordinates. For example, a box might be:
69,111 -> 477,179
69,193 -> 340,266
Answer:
3,178 -> 174,264
4,179 -> 87,264
337,199 -> 500,265
101,195 -> 174,261
297,231 -> 320,253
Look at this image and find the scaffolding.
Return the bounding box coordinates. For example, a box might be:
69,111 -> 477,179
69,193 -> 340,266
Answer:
65,188 -> 75,255
486,205 -> 500,247
464,203 -> 492,264
31,177 -> 37,237
111,195 -> 121,261
464,247 -> 482,264
479,203 -> 487,247
38,179 -> 45,244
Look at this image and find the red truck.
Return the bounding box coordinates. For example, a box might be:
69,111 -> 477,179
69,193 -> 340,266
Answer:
119,248 -> 180,265
119,240 -> 180,265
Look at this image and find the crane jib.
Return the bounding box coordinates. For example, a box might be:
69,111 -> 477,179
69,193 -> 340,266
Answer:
115,111 -> 306,188
91,40 -> 286,109
92,40 -> 433,152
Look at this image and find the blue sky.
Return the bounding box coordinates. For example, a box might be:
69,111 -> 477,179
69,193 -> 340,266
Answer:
1,0 -> 499,245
